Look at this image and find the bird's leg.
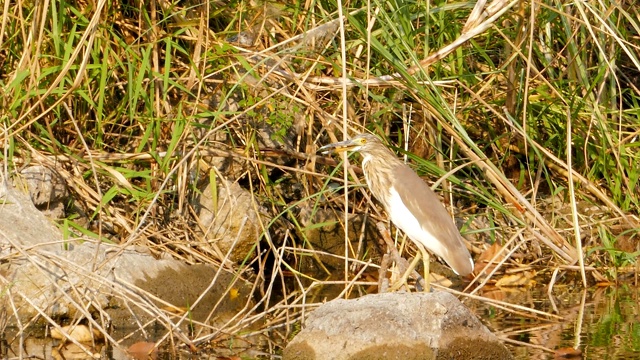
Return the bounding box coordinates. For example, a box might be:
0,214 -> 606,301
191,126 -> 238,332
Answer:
417,244 -> 431,293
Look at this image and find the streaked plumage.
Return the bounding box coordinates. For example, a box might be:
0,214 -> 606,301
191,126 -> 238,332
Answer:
320,133 -> 474,276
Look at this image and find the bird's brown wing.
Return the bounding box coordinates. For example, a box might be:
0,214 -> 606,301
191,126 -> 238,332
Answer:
392,165 -> 473,275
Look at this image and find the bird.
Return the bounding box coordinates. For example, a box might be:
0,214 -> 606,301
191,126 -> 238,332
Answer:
319,133 -> 474,277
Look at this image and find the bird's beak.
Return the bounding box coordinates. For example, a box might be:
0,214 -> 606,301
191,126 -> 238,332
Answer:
318,139 -> 358,155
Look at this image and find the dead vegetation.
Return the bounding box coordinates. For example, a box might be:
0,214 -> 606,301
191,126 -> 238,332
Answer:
1,0 -> 639,357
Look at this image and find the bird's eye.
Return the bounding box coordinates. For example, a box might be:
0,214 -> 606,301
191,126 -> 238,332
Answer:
361,139 -> 367,144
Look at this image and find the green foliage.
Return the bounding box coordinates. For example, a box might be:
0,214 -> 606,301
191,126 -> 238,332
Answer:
1,0 -> 640,352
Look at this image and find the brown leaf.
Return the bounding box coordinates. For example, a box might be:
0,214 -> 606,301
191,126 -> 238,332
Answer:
495,271 -> 537,287
161,305 -> 187,315
473,242 -> 505,276
128,342 -> 158,360
479,288 -> 506,301
428,272 -> 453,288
554,347 -> 582,358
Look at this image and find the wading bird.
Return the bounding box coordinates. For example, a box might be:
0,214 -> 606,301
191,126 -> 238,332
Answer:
320,133 -> 474,285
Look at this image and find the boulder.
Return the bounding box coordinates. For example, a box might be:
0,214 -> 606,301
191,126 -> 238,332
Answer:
284,291 -> 513,360
0,185 -> 252,326
14,165 -> 69,219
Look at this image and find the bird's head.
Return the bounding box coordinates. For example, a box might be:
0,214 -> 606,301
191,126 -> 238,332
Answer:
318,133 -> 382,155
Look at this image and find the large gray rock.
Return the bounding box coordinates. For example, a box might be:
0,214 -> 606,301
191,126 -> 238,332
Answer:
0,185 -> 252,325
0,182 -> 62,255
284,292 -> 513,360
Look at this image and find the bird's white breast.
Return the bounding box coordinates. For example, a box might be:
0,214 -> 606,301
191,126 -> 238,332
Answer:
388,186 -> 448,259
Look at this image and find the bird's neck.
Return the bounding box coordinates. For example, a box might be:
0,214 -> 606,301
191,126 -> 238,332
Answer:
362,151 -> 403,169
361,152 -> 373,167
360,151 -> 404,208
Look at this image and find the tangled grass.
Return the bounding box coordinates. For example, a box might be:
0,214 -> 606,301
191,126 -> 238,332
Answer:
1,0 -> 639,356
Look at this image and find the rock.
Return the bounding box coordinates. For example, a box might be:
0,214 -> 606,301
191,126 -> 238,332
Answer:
227,31 -> 256,47
0,185 -> 253,326
300,21 -> 339,51
51,324 -> 104,342
197,128 -> 251,181
194,176 -> 271,263
283,292 -> 513,360
0,183 -> 62,254
251,109 -> 305,155
13,165 -> 69,218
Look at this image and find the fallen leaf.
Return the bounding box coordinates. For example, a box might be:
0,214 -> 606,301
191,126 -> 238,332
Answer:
161,305 -> 187,315
428,272 -> 452,288
128,341 -> 158,360
495,271 -> 537,288
554,347 -> 582,358
473,242 -> 505,276
479,288 -> 506,301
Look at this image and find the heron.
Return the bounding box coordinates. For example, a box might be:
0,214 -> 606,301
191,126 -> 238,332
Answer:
319,133 -> 474,287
